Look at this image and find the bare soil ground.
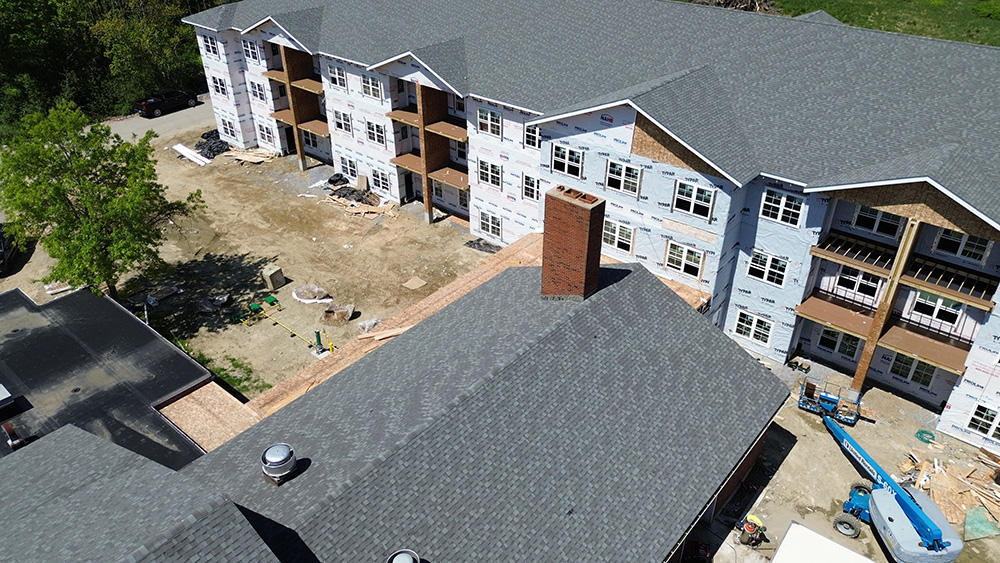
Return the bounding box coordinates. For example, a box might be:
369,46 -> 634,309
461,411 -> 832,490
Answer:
0,123 -> 488,396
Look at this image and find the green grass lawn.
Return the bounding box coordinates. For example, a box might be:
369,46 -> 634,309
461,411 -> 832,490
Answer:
774,0 -> 1000,46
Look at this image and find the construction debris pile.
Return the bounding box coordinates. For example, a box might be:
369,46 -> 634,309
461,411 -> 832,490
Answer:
195,130 -> 230,160
328,185 -> 379,204
464,238 -> 502,254
222,148 -> 274,164
324,188 -> 397,218
899,447 -> 1000,540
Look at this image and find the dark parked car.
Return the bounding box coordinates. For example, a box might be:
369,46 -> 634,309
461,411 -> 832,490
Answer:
0,225 -> 18,276
133,89 -> 197,117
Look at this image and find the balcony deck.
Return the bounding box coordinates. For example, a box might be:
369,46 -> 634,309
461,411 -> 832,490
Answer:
271,109 -> 295,125
810,231 -> 894,277
262,69 -> 289,82
291,76 -> 323,95
390,152 -> 424,174
795,292 -> 875,339
299,119 -> 330,137
879,322 -> 970,374
902,256 -> 997,311
428,164 -> 469,190
386,105 -> 420,127
425,118 -> 468,143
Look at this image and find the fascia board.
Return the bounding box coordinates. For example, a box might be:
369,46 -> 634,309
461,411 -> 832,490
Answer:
468,94 -> 541,115
242,17 -> 310,53
758,172 -> 808,187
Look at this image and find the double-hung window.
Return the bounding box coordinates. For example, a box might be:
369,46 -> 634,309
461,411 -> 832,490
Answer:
673,182 -> 714,219
605,161 -> 641,196
361,75 -> 382,99
760,189 -> 804,227
969,405 -> 998,435
340,157 -> 357,177
220,119 -> 237,138
203,36 -> 219,56
735,312 -> 771,344
935,229 -> 992,262
835,266 -> 880,298
257,124 -> 274,145
366,122 -> 386,145
524,125 -> 541,149
371,170 -> 390,192
302,131 -> 318,148
602,219 -> 634,253
333,111 -> 352,135
666,241 -> 703,277
250,82 -> 267,102
552,145 -> 583,178
242,40 -> 261,63
817,328 -> 860,358
747,250 -> 787,286
480,211 -> 501,237
889,353 -> 936,387
452,140 -> 467,161
432,180 -> 444,199
459,190 -> 469,209
329,65 -> 347,89
522,175 -> 539,201
477,109 -> 502,136
854,206 -> 902,238
211,76 -> 227,97
911,290 -> 962,326
478,160 -> 502,188
453,96 -> 465,113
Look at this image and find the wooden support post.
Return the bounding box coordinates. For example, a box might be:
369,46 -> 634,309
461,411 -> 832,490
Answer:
851,218 -> 921,391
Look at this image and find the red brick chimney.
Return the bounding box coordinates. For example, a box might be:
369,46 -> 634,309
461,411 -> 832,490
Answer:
541,186 -> 605,300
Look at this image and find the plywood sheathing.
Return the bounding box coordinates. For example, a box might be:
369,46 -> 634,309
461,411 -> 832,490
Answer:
830,182 -> 1000,240
630,113 -> 719,178
160,382 -> 261,452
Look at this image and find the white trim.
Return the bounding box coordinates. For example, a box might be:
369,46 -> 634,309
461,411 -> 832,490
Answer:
467,94 -> 541,116
757,172 -> 808,187
182,20 -> 233,32
239,17 -> 310,52
316,51 -> 370,69
366,52 -> 462,96
526,99 -> 632,126
804,176 -> 1000,234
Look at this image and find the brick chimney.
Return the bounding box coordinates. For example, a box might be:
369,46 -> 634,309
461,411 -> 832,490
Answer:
541,186 -> 605,301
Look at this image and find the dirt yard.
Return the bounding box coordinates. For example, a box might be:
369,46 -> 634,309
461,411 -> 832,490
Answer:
0,123 -> 488,396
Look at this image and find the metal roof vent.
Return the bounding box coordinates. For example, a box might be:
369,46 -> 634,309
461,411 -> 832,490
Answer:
385,549 -> 420,563
261,443 -> 297,485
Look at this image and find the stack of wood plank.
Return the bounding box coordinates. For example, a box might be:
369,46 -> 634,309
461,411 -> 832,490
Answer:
323,195 -> 398,217
221,148 -> 275,163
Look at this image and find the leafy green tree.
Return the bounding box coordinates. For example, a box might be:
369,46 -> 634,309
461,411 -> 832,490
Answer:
0,101 -> 202,300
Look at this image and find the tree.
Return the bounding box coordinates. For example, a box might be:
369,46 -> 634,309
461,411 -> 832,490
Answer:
0,100 -> 202,300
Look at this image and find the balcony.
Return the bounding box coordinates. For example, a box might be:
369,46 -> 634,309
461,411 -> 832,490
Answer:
386,105 -> 420,128
880,318 -> 971,374
795,292 -> 875,339
262,69 -> 289,82
390,151 -> 423,174
271,109 -> 295,125
901,256 -> 997,312
425,117 -> 468,143
291,75 -> 323,95
428,163 -> 469,190
810,230 -> 895,276
299,118 -> 330,138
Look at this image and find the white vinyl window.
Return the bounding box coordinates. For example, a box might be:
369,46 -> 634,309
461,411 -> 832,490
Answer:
747,250 -> 787,286
480,210 -> 501,237
478,160 -> 502,188
854,206 -> 902,238
760,189 -> 804,227
329,65 -> 347,89
673,182 -> 714,219
302,131 -> 318,148
552,145 -> 583,178
968,404 -> 998,435
605,161 -> 641,196
453,96 -> 465,113
361,75 -> 382,99
524,125 -> 541,149
249,82 -> 267,102
257,124 -> 274,145
366,122 -> 386,145
889,353 -> 936,387
220,119 -> 237,138
836,266 -> 881,298
340,157 -> 357,177
935,229 -> 992,262
522,175 -> 539,201
451,140 -> 467,161
432,180 -> 444,199
203,35 -> 219,56
371,170 -> 390,192
817,328 -> 860,358
602,219 -> 634,253
242,40 -> 261,63
735,311 -> 771,344
477,108 -> 502,136
333,111 -> 352,135
911,290 -> 963,326
211,76 -> 227,97
459,190 -> 469,209
666,241 -> 703,277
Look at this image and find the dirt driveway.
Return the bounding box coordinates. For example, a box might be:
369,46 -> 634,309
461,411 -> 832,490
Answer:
0,122 -> 488,396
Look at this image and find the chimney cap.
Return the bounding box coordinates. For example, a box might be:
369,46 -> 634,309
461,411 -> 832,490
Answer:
550,185 -> 602,207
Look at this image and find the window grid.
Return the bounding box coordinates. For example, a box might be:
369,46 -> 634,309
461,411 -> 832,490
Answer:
480,211 -> 501,237
478,160 -> 501,188
969,405 -> 997,434
432,180 -> 443,199
257,124 -> 274,145
606,162 -> 641,195
602,220 -> 634,253
250,82 -> 267,102
220,119 -> 236,138
477,109 -> 502,136
735,312 -> 771,344
203,36 -> 219,56
459,190 -> 469,209
674,182 -> 714,219
371,170 -> 390,192
329,66 -> 347,89
454,96 -> 465,113
747,251 -> 787,286
302,131 -> 318,148
524,125 -> 541,149
361,75 -> 382,99
333,111 -> 352,135
366,122 -> 386,145
761,189 -> 803,226
836,266 -> 880,298
666,242 -> 703,277
522,176 -> 539,200
211,76 -> 227,97
552,145 -> 583,178
340,157 -> 357,177
242,40 -> 260,63
854,206 -> 902,238
912,290 -> 962,326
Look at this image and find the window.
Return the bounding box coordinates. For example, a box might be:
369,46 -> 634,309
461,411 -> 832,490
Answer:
333,111 -> 352,135
366,122 -> 386,145
969,405 -> 998,434
666,241 -> 703,277
911,290 -> 962,326
270,43 -> 280,57
329,65 -> 347,89
257,124 -> 274,145
203,35 -> 219,56
340,157 -> 357,177
735,312 -> 771,344
817,328 -> 860,357
371,170 -> 391,192
854,206 -> 902,238
361,75 -> 382,99
602,219 -> 634,253
477,108 -> 502,136
432,180 -> 443,199
605,161 -> 641,196
452,140 -> 467,160
889,353 -> 936,387
220,119 -> 237,138
242,40 -> 260,63
524,125 -> 541,149
522,175 -> 539,201
480,211 -> 501,237
747,250 -> 787,286
396,79 -> 405,94
250,82 -> 267,102
454,96 -> 465,113
278,84 -> 287,98
552,145 -> 583,178
302,131 -> 318,148
935,229 -> 992,262
836,266 -> 880,298
761,189 -> 804,227
399,125 -> 409,140
459,190 -> 469,209
478,160 -> 501,188
673,182 -> 714,219
211,76 -> 227,97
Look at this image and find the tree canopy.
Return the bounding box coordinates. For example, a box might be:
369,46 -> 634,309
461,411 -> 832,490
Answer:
0,101 -> 202,299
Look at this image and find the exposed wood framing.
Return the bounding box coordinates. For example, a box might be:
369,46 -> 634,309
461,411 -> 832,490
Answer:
630,114 -> 718,178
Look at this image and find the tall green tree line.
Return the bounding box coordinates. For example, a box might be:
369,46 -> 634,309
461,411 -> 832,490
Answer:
0,0 -> 233,140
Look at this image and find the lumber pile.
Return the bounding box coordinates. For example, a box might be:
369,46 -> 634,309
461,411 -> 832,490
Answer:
356,325 -> 413,342
323,194 -> 398,217
897,449 -> 1000,532
222,148 -> 275,164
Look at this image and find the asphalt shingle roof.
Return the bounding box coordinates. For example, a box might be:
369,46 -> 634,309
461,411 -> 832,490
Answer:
187,265 -> 789,561
184,0 -> 1000,225
0,425 -> 277,563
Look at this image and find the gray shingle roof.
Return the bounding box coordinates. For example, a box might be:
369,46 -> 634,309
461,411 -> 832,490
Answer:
187,265 -> 788,561
0,425 -> 277,563
184,0 -> 1000,225
794,10 -> 845,25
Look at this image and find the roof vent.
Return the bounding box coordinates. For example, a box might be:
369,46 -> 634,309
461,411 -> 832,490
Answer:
385,549 -> 420,563
261,443 -> 297,485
